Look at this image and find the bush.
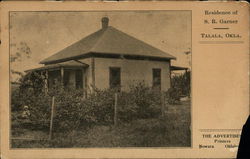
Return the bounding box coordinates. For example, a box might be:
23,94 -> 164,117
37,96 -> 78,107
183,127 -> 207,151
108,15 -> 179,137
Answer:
11,86 -> 24,112
117,82 -> 161,122
171,71 -> 190,97
19,71 -> 46,95
11,73 -> 50,130
165,87 -> 181,104
12,76 -> 164,132
167,71 -> 191,104
128,82 -> 161,119
50,88 -> 82,131
83,88 -> 115,125
53,88 -> 116,132
11,90 -> 51,130
51,82 -> 162,131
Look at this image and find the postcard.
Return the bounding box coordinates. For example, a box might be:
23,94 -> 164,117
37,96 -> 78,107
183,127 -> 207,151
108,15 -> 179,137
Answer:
0,1 -> 249,159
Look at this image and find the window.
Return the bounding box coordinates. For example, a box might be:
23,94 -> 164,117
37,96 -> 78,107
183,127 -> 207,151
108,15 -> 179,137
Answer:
152,68 -> 161,90
109,67 -> 121,90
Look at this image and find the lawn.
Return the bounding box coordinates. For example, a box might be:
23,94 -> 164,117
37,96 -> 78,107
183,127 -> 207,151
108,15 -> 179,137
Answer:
11,100 -> 191,148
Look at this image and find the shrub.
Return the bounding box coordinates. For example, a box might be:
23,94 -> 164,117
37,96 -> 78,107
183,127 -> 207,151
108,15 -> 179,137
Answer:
53,88 -> 116,132
165,87 -> 181,104
11,71 -> 50,130
11,71 -> 45,113
167,71 -> 191,104
118,82 -> 161,121
11,86 -> 24,112
28,93 -> 51,129
52,88 -> 85,131
11,89 -> 51,130
12,76 -> 164,132
83,88 -> 115,125
19,71 -> 46,95
171,71 -> 191,97
117,91 -> 138,122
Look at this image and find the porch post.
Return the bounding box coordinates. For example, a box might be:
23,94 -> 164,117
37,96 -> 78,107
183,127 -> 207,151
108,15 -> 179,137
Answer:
169,61 -> 172,88
91,57 -> 95,89
45,70 -> 49,93
82,68 -> 86,98
61,67 -> 64,87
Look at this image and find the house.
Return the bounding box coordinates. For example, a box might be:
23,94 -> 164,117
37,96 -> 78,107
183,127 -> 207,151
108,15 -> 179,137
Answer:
27,17 -> 177,93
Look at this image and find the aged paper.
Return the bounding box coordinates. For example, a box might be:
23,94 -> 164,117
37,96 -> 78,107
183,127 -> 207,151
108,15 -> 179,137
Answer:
0,1 -> 249,159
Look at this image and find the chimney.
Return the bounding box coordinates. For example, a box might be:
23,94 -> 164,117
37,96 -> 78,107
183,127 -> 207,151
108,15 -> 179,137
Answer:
101,17 -> 109,29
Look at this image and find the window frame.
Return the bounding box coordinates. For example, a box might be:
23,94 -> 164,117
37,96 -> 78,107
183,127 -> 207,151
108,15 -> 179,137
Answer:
152,68 -> 161,91
109,67 -> 121,90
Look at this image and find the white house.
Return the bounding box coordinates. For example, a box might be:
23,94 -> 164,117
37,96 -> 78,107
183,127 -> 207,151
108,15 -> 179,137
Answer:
27,17 -> 177,93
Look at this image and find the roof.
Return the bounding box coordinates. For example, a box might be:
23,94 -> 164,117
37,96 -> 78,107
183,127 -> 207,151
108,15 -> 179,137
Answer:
26,60 -> 89,72
171,66 -> 188,71
40,19 -> 176,64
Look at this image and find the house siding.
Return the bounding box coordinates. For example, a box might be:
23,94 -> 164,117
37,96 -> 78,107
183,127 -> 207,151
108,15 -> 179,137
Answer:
78,58 -> 92,91
93,57 -> 171,91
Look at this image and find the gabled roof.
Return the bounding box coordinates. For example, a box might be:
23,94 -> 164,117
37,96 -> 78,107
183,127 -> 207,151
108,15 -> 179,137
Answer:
40,18 -> 176,64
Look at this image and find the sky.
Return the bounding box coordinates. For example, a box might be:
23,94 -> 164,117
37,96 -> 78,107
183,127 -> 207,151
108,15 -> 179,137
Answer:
10,11 -> 191,76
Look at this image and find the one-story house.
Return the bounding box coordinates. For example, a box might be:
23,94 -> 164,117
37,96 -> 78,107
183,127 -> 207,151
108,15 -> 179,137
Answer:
27,17 -> 179,94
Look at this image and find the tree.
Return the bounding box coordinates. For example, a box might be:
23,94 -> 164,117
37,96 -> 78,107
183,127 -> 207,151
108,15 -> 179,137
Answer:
10,41 -> 32,83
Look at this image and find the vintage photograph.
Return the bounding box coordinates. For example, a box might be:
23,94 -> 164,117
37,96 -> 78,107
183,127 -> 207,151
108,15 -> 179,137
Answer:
10,11 -> 191,148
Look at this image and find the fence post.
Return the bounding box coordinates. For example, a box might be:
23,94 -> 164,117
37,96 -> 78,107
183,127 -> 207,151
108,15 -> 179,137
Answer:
161,93 -> 165,117
114,93 -> 118,126
49,96 -> 55,140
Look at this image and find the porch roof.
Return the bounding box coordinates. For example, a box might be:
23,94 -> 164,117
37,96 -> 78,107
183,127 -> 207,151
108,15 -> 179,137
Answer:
26,60 -> 89,72
171,66 -> 188,71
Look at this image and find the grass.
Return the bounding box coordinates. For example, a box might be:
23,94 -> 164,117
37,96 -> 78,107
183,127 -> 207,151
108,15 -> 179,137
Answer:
11,100 -> 191,148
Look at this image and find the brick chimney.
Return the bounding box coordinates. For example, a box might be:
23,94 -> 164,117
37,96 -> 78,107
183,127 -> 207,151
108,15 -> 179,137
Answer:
102,17 -> 109,29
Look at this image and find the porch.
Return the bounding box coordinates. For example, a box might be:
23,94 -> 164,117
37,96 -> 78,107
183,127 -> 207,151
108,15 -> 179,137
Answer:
26,60 -> 89,92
